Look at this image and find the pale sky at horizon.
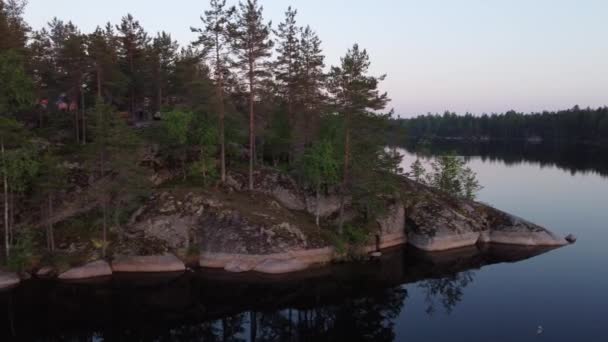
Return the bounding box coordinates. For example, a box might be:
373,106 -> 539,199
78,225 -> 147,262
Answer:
23,0 -> 608,117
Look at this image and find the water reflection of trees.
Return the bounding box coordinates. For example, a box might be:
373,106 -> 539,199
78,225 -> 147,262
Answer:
294,286 -> 407,341
418,271 -> 475,315
403,141 -> 608,177
1,245 -> 555,341
159,286 -> 408,342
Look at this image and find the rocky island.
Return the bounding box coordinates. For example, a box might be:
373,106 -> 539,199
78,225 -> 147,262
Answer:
0,0 -> 571,291
0,166 -> 571,290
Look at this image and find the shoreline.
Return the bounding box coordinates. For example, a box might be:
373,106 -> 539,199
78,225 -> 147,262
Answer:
1,230 -> 571,290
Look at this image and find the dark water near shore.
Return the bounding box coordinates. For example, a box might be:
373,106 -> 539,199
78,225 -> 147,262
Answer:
2,142 -> 608,341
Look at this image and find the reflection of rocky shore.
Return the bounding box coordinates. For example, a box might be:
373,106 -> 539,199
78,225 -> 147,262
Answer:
0,245 -> 556,341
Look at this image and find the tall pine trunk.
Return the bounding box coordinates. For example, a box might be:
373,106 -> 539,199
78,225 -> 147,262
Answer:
287,88 -> 294,165
216,37 -> 227,183
315,180 -> 321,227
102,201 -> 107,258
99,107 -> 107,258
338,113 -> 352,235
1,138 -> 9,258
47,193 -> 55,252
9,190 -> 14,245
74,106 -> 80,144
248,60 -> 255,191
96,65 -> 102,98
158,60 -> 163,115
81,89 -> 86,145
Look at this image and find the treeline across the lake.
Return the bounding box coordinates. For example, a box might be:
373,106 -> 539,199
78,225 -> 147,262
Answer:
391,106 -> 608,146
0,0 -> 400,262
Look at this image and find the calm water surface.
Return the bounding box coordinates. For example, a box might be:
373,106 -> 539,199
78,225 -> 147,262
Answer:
396,144 -> 608,341
1,143 -> 607,341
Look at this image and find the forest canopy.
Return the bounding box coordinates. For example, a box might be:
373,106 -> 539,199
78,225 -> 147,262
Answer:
0,0 -> 399,261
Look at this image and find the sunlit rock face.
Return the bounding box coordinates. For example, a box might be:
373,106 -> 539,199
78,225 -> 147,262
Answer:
403,180 -> 567,251
58,260 -> 112,280
229,168 -> 344,219
376,203 -> 407,249
112,254 -> 185,273
0,272 -> 20,290
115,167 -> 568,274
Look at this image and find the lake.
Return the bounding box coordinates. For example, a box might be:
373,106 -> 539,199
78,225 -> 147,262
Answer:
1,142 -> 607,341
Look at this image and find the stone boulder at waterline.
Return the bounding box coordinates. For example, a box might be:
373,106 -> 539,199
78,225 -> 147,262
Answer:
112,253 -> 185,273
0,271 -> 20,290
402,181 -> 568,251
58,260 -> 113,280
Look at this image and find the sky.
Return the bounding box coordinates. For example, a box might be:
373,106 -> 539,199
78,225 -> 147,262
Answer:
23,0 -> 608,117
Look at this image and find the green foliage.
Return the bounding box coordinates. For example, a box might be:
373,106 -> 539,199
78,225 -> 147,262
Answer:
349,114 -> 401,221
162,109 -> 220,184
5,146 -> 40,194
266,108 -> 292,163
301,140 -> 339,189
325,223 -> 370,257
0,50 -> 33,114
410,159 -> 425,183
165,110 -> 193,145
424,154 -> 482,200
6,228 -> 39,272
327,44 -> 398,227
33,152 -> 68,198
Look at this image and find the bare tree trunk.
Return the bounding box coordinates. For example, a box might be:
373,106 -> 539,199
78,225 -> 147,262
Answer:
81,89 -> 86,145
129,50 -> 135,119
216,40 -> 227,183
9,189 -> 14,245
287,92 -> 294,166
99,105 -> 107,258
315,181 -> 321,227
201,146 -> 207,186
219,87 -> 226,183
158,60 -> 163,115
75,90 -> 80,144
96,65 -> 102,99
47,194 -> 55,252
338,114 -> 351,235
102,201 -> 107,258
248,62 -> 255,191
2,139 -> 9,258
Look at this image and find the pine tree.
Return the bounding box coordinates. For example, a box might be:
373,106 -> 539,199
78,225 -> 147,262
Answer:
192,0 -> 235,183
0,0 -> 29,52
87,24 -> 125,101
274,6 -> 300,161
229,0 -> 273,190
0,50 -> 34,257
410,158 -> 425,183
116,14 -> 150,118
44,19 -> 90,143
28,28 -> 54,114
152,31 -> 178,112
328,44 -> 389,233
298,25 -> 326,147
301,140 -> 339,226
89,99 -> 149,257
171,47 -> 214,111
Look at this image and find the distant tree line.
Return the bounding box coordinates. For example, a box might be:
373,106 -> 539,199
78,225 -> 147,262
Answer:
391,107 -> 608,146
